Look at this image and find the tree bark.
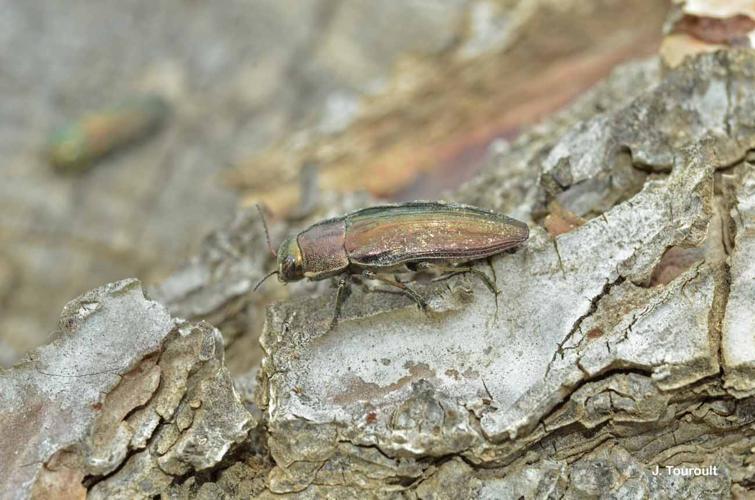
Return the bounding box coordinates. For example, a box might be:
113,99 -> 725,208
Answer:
1,50 -> 754,499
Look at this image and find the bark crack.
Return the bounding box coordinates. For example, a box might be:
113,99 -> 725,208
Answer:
545,275 -> 625,378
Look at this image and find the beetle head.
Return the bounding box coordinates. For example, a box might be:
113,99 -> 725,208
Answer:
277,236 -> 304,282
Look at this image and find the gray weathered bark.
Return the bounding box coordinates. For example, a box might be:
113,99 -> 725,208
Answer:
255,50 -> 755,498
1,50 -> 753,498
0,280 -> 255,498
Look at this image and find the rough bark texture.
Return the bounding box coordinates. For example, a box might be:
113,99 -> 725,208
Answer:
0,280 -> 256,499
255,50 -> 755,498
1,49 -> 754,498
0,0 -> 666,364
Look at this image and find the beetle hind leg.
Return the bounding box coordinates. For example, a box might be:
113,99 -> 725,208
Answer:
430,265 -> 499,295
362,271 -> 428,312
430,264 -> 500,322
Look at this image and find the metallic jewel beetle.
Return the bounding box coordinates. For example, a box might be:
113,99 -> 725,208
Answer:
48,94 -> 170,173
255,201 -> 529,326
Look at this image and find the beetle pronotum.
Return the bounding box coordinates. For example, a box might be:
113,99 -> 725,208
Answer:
255,201 -> 529,329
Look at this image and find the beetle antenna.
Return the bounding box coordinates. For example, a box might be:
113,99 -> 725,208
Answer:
253,270 -> 279,291
256,204 -> 277,257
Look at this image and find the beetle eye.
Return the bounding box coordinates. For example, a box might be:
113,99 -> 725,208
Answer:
282,255 -> 297,277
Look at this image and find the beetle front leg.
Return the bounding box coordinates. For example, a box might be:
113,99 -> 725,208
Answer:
362,271 -> 427,312
327,274 -> 351,332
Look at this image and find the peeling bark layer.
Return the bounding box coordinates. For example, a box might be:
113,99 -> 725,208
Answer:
0,280 -> 255,499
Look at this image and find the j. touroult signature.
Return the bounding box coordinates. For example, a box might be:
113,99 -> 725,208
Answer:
652,464 -> 719,476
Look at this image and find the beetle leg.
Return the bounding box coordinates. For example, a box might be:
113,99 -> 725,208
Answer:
407,262 -> 432,273
431,264 -> 500,304
362,271 -> 427,312
486,257 -> 498,286
431,265 -> 499,294
328,275 -> 351,332
431,264 -> 500,320
484,258 -> 500,324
